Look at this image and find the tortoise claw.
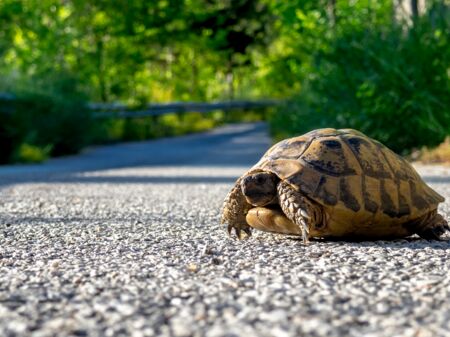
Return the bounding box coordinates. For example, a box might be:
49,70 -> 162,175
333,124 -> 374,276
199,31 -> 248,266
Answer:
227,224 -> 252,240
227,224 -> 234,236
236,228 -> 243,240
299,218 -> 310,245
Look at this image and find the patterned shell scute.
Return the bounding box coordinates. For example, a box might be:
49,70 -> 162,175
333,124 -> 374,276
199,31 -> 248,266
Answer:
263,135 -> 310,161
257,128 -> 444,220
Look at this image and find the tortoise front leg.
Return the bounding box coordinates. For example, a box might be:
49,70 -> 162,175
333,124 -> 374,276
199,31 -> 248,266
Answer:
277,181 -> 323,244
221,178 -> 253,239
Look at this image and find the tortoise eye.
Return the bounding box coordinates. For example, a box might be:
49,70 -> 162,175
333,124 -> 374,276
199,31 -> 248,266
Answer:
255,176 -> 265,184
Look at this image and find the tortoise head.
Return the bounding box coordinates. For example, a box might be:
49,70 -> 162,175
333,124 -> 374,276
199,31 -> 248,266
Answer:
240,171 -> 279,206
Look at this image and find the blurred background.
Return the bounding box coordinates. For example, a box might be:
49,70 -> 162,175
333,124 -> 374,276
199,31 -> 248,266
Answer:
0,0 -> 448,164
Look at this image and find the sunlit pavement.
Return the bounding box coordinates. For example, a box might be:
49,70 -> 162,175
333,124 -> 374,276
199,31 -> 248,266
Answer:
1,123 -> 449,337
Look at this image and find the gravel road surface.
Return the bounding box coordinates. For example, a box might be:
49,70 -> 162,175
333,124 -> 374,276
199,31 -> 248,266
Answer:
1,122 -> 449,337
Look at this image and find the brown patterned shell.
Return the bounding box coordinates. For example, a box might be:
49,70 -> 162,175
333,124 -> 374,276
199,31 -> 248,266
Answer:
252,128 -> 444,233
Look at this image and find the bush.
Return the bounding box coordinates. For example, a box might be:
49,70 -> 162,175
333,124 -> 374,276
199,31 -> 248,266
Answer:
271,13 -> 450,154
0,73 -> 93,163
14,92 -> 92,155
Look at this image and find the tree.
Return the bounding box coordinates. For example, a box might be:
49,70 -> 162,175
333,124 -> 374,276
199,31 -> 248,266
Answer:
188,0 -> 275,98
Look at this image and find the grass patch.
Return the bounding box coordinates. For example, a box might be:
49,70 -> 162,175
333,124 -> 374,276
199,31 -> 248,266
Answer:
96,109 -> 268,143
13,143 -> 52,163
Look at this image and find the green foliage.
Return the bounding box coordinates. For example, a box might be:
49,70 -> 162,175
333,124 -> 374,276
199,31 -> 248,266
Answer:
1,0 -> 449,164
0,0 -> 275,102
224,109 -> 268,123
13,143 -> 52,163
0,73 -> 93,163
95,119 -> 126,142
270,1 -> 450,154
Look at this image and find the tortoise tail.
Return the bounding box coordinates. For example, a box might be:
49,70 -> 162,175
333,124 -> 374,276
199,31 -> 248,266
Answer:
408,210 -> 449,240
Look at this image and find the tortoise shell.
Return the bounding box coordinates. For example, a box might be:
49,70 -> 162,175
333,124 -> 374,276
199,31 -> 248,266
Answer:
250,128 -> 444,238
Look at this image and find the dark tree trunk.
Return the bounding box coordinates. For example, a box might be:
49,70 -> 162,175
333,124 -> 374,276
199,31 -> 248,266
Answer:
392,0 -> 398,25
327,0 -> 337,28
191,52 -> 199,99
226,56 -> 234,100
411,0 -> 419,19
96,38 -> 108,102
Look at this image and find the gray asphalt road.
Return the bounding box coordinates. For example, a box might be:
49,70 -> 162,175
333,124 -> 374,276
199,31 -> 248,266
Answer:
1,123 -> 449,337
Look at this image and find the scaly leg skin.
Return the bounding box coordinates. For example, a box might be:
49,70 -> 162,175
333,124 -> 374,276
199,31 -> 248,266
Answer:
277,181 -> 322,244
413,210 -> 449,240
221,178 -> 253,239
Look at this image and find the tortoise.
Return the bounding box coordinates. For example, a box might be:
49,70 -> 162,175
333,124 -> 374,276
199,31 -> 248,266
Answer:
221,128 -> 448,243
